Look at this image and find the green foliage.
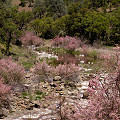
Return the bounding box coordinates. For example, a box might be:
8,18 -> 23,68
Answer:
22,60 -> 35,69
19,0 -> 26,7
111,0 -> 120,5
33,0 -> 67,19
3,21 -> 20,55
22,92 -> 28,98
54,13 -> 83,36
32,0 -> 46,19
82,11 -> 109,44
0,3 -> 34,56
27,0 -> 34,7
38,47 -> 67,55
106,8 -> 120,45
14,11 -> 33,30
35,91 -> 46,100
53,14 -> 70,36
0,0 -> 120,51
87,50 -> 98,62
0,0 -> 12,8
67,2 -> 82,14
46,0 -> 67,18
31,17 -> 55,39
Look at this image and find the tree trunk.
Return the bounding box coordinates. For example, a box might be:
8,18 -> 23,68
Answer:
6,32 -> 11,56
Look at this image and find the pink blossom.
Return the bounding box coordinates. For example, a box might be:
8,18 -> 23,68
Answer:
21,31 -> 43,46
52,36 -> 81,51
34,61 -> 79,80
0,77 -> 11,98
0,57 -> 25,85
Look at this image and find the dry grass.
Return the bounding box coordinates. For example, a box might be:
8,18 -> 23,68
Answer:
12,0 -> 33,12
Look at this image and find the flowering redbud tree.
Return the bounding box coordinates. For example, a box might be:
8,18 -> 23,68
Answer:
60,48 -> 120,120
55,63 -> 79,80
73,72 -> 120,120
34,61 -> 79,81
0,76 -> 11,98
0,57 -> 25,85
34,60 -> 54,77
113,45 -> 120,67
80,45 -> 89,56
21,31 -> 43,46
100,45 -> 120,72
52,36 -> 81,51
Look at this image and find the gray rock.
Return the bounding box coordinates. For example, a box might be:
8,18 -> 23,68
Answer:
55,87 -> 62,91
68,82 -> 76,88
25,73 -> 32,78
82,91 -> 89,99
53,76 -> 61,81
0,108 -> 9,118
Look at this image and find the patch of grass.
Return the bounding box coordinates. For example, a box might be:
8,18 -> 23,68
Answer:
29,94 -> 33,101
35,91 -> 46,99
72,50 -> 81,55
0,43 -> 6,57
35,96 -> 41,100
9,44 -> 37,69
35,91 -> 43,95
22,59 -> 35,69
37,47 -> 67,55
22,92 -> 28,98
51,47 -> 67,54
38,57 -> 57,66
88,50 -> 98,60
22,92 -> 34,100
46,57 -> 57,66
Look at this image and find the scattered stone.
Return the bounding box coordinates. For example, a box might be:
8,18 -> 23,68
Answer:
82,91 -> 89,99
77,83 -> 82,88
68,82 -> 76,88
80,61 -> 84,63
53,76 -> 61,81
25,73 -> 33,78
55,87 -> 62,91
43,103 -> 49,108
50,83 -> 57,87
0,108 -> 9,118
26,103 -> 34,110
36,51 -> 58,59
80,55 -> 84,57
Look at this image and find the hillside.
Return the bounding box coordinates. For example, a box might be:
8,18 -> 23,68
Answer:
1,0 -> 120,119
12,0 -> 33,11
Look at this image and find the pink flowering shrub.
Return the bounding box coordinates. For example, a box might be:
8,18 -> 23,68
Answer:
55,63 -> 79,79
113,45 -> 120,66
52,36 -> 81,51
99,54 -> 114,68
34,60 -> 54,77
34,61 -> 79,80
100,45 -> 120,71
72,72 -> 120,120
100,52 -> 117,72
60,49 -> 120,120
56,54 -> 79,64
0,57 -> 25,85
60,71 -> 120,120
80,45 -> 88,56
21,31 -> 43,46
0,77 -> 11,98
